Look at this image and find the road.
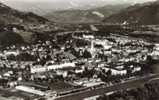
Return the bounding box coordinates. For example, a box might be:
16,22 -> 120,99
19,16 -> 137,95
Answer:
55,74 -> 159,100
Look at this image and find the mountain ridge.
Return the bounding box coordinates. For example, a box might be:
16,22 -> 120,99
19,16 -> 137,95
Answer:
0,2 -> 49,25
45,4 -> 130,23
103,1 -> 159,25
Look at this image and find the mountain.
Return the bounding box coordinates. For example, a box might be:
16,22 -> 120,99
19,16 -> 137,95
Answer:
2,0 -> 155,15
0,2 -> 48,25
0,2 -> 53,45
103,1 -> 159,25
44,4 -> 130,23
1,1 -> 106,15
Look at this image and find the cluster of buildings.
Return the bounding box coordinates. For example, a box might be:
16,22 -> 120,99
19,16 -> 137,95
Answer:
0,31 -> 157,100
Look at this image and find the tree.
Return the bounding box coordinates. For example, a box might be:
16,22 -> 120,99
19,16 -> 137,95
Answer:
83,49 -> 92,58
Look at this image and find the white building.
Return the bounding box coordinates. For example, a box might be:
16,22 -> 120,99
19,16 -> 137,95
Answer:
132,67 -> 141,73
83,35 -> 95,39
103,68 -> 127,75
15,85 -> 45,96
47,62 -> 76,70
31,66 -> 47,73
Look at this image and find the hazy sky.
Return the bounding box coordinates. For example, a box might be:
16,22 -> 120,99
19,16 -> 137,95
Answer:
0,0 -> 156,3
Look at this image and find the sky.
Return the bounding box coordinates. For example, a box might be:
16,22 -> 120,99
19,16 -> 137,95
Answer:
0,0 -> 156,3
0,0 -> 155,2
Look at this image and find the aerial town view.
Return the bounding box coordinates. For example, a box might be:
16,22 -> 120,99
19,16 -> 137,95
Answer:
0,0 -> 159,100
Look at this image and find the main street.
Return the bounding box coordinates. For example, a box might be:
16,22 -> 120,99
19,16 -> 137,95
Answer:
55,73 -> 159,100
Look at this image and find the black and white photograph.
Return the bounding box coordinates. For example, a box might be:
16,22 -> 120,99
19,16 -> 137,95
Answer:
0,0 -> 159,100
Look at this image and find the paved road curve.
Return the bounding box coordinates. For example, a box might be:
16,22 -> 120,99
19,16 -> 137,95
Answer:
55,74 -> 159,100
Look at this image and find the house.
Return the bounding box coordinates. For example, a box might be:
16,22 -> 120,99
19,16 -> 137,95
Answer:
31,66 -> 47,73
47,62 -> 76,70
103,67 -> 127,75
83,35 -> 94,39
132,67 -> 141,73
4,50 -> 19,56
56,70 -> 68,77
111,69 -> 127,75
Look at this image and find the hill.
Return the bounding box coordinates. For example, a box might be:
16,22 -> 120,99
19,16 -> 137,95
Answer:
103,1 -> 159,25
45,4 -> 130,23
0,2 -> 49,25
0,2 -> 54,46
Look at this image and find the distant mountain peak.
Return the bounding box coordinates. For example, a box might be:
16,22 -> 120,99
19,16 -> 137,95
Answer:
45,4 -> 130,23
103,1 -> 159,25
